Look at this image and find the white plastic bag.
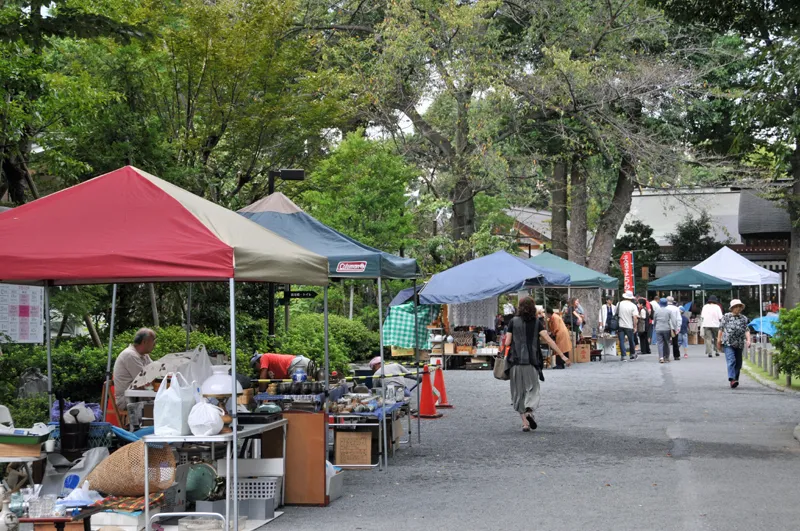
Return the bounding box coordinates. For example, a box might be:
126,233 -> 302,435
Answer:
187,401 -> 224,436
154,373 -> 196,436
182,345 -> 213,391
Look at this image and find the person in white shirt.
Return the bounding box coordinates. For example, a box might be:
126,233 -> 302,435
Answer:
700,295 -> 723,358
616,292 -> 639,362
598,297 -> 617,332
666,296 -> 683,361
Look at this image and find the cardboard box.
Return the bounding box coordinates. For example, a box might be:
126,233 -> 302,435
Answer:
241,498 -> 274,520
444,343 -> 456,355
0,442 -> 42,458
574,344 -> 591,363
335,431 -> 372,466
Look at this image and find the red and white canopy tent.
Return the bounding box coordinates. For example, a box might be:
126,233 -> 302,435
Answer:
0,166 -> 330,529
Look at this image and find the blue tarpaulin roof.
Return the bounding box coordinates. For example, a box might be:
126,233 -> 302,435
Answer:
418,251 -> 570,305
239,193 -> 419,279
749,316 -> 778,337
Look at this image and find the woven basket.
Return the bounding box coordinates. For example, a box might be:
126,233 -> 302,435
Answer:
86,440 -> 176,496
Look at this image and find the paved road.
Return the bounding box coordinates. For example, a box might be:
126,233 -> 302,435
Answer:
269,345 -> 800,531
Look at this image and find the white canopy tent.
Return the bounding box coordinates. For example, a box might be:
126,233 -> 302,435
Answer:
693,247 -> 782,340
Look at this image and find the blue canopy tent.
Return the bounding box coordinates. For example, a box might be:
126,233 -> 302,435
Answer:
239,192 -> 420,461
239,192 -> 418,279
418,251 -> 570,305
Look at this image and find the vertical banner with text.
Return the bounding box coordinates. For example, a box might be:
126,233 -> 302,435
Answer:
619,251 -> 635,293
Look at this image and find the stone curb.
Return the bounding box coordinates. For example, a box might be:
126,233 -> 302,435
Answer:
741,362 -> 800,396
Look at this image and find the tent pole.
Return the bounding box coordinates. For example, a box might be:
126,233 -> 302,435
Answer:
778,283 -> 782,309
568,287 -> 575,360
323,287 -> 329,389
102,284 -> 117,423
378,277 -> 389,469
413,279 -> 420,445
186,283 -> 192,351
349,284 -> 354,320
229,278 -> 239,531
45,285 -> 52,407
285,284 -> 291,332
758,283 -> 763,345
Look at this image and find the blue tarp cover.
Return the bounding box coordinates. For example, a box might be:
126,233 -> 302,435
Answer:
418,251 -> 570,305
749,316 -> 778,337
239,193 -> 418,279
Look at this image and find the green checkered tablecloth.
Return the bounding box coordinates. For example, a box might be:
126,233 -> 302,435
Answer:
382,302 -> 440,349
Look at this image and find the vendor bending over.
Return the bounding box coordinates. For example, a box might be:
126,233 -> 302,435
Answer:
369,357 -> 420,396
251,353 -> 313,391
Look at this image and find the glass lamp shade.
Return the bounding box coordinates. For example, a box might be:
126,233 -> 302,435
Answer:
201,365 -> 243,396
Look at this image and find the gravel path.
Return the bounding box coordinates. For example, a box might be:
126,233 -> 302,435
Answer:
268,345 -> 800,531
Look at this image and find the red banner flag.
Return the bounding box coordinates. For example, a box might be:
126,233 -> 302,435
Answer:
620,251 -> 634,293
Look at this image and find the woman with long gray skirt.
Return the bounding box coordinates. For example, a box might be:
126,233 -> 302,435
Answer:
504,298 -> 569,432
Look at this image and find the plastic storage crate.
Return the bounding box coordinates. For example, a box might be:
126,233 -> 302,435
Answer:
235,477 -> 281,500
49,422 -> 112,449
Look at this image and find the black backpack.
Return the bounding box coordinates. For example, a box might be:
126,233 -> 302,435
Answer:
606,303 -> 620,332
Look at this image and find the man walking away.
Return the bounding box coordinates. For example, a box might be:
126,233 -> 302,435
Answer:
666,296 -> 682,361
617,292 -> 639,362
637,299 -> 651,354
701,296 -> 723,358
653,299 -> 673,363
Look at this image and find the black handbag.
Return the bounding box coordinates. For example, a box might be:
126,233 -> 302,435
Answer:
606,304 -> 620,332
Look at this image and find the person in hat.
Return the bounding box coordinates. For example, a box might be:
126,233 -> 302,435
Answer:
666,296 -> 682,361
717,299 -> 751,388
617,291 -> 639,362
700,296 -> 723,357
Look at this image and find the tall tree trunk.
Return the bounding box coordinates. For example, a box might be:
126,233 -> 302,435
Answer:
568,158 -> 588,266
84,314 -> 102,348
149,283 -> 160,328
550,161 -> 569,259
785,149 -> 800,307
587,155 -> 636,273
55,315 -> 68,347
452,175 -> 476,246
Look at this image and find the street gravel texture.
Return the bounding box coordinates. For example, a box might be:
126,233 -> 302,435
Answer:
268,345 -> 800,531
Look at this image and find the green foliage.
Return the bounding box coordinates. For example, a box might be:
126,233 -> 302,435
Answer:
7,395 -> 50,428
772,307 -> 800,379
302,131 -> 416,254
275,313 -> 378,374
614,220 -> 662,269
666,212 -> 725,261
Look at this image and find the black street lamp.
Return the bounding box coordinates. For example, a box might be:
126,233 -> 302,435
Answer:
267,169 -> 305,337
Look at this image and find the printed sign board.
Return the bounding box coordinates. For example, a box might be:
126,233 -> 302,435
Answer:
0,285 -> 44,344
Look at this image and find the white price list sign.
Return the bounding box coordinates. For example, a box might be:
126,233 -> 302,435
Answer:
0,285 -> 44,344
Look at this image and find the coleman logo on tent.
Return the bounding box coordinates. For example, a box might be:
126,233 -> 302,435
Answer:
336,261 -> 367,273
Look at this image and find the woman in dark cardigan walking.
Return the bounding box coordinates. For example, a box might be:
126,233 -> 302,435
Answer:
504,298 -> 569,431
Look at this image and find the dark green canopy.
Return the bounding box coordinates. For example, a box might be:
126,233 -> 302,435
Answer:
647,268 -> 732,291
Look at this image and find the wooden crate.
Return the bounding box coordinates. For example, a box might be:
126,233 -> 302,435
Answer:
0,442 -> 42,458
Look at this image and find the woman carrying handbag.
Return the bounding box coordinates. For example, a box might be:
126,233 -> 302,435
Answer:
503,298 -> 570,432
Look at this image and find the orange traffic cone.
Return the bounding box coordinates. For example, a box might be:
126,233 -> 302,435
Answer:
413,365 -> 443,419
433,360 -> 453,408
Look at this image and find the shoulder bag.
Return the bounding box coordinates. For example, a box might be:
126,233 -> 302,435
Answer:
493,345 -> 510,381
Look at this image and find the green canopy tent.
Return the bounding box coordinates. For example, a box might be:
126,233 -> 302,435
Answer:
647,268 -> 732,291
528,253 -> 618,289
